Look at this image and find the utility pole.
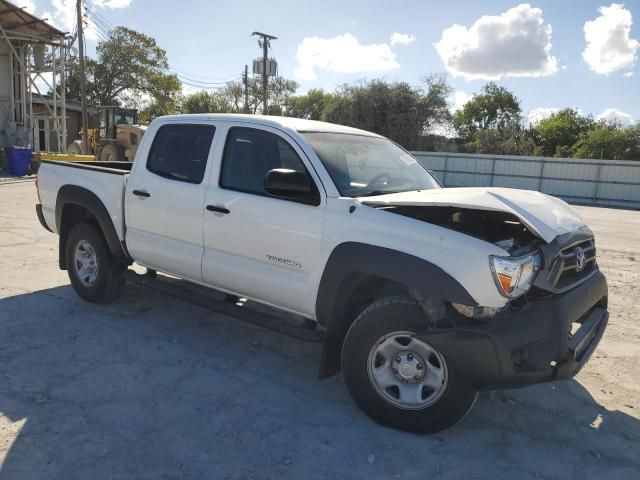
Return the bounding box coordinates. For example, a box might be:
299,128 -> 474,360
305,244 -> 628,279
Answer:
252,32 -> 277,114
76,0 -> 89,154
243,64 -> 249,114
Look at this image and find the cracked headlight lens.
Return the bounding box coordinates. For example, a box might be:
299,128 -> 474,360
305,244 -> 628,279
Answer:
490,254 -> 540,298
451,303 -> 501,319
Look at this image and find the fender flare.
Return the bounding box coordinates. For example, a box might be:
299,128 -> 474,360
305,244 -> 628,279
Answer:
315,242 -> 477,378
55,185 -> 132,269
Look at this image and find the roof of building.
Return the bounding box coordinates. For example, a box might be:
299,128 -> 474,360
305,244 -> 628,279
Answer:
0,0 -> 66,39
157,114 -> 381,137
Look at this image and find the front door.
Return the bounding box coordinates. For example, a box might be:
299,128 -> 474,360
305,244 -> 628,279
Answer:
202,124 -> 326,317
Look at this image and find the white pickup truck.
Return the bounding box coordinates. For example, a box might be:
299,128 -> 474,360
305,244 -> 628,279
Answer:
36,114 -> 609,433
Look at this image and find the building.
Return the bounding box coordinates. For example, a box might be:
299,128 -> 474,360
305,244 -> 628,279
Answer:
32,96 -> 96,152
0,0 -> 68,153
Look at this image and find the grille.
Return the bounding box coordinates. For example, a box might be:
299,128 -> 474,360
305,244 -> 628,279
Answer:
553,239 -> 597,291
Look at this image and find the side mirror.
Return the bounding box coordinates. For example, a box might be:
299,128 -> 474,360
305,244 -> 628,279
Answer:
264,168 -> 318,204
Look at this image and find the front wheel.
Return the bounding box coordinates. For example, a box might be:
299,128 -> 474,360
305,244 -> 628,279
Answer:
65,223 -> 125,303
341,297 -> 478,433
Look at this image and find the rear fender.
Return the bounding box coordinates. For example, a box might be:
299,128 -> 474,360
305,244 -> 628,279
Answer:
56,185 -> 132,269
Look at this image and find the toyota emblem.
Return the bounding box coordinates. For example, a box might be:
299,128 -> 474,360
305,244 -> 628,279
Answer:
575,247 -> 586,271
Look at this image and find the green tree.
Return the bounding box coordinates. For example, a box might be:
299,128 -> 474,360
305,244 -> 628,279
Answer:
453,82 -> 522,140
533,108 -> 595,157
181,90 -> 232,114
284,88 -> 336,120
572,123 -> 640,160
63,27 -> 181,120
220,76 -> 298,114
321,76 -> 452,149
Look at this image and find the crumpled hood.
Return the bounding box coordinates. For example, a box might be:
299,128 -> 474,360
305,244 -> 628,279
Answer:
360,187 -> 586,244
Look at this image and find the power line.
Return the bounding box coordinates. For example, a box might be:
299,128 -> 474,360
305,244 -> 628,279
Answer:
171,67 -> 240,81
86,14 -> 112,37
83,10 -> 111,42
174,73 -> 239,85
170,39 -> 254,58
169,36 -> 252,56
179,77 -> 242,90
93,10 -> 115,31
86,7 -> 115,31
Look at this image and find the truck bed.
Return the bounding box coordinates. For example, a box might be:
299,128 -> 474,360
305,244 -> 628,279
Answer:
37,160 -> 131,239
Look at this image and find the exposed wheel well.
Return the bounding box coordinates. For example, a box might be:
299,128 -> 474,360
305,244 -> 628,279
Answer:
343,274 -> 412,325
318,274 -> 418,379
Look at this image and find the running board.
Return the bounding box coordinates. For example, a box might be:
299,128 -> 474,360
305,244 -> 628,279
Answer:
125,270 -> 324,343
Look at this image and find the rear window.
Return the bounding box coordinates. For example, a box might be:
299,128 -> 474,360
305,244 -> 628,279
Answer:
147,124 -> 215,183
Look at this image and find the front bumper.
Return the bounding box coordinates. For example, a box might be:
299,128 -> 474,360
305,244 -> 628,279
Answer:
416,270 -> 608,390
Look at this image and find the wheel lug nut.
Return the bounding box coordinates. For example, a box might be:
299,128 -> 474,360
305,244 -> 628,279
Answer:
395,356 -> 402,363
407,353 -> 413,361
416,363 -> 423,370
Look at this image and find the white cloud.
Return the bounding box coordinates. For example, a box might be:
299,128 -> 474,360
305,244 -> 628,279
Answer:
434,4 -> 558,80
583,4 -> 639,75
623,71 -> 635,77
93,0 -> 132,8
390,32 -> 416,46
451,90 -> 473,112
295,33 -> 400,80
49,0 -> 77,35
596,108 -> 634,126
527,107 -> 560,126
18,0 -> 37,14
45,0 -> 132,41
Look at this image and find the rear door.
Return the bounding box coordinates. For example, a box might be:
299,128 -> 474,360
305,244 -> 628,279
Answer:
202,124 -> 326,317
125,121 -> 216,282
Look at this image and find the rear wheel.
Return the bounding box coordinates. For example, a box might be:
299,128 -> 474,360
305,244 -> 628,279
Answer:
341,297 -> 478,433
65,223 -> 125,303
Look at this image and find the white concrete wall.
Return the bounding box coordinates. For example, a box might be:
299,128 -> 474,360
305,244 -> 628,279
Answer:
412,151 -> 640,209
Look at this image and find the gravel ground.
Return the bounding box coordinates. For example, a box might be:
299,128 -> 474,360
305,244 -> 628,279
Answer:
0,180 -> 638,480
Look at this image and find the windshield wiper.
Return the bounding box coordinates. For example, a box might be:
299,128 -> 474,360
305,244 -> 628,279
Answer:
354,189 -> 404,198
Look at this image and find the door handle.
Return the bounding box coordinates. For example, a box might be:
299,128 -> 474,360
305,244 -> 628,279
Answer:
206,205 -> 230,214
132,189 -> 150,198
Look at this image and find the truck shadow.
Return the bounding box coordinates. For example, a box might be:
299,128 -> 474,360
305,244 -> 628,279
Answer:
0,284 -> 638,479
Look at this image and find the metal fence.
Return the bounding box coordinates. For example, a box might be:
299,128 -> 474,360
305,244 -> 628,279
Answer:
412,151 -> 640,209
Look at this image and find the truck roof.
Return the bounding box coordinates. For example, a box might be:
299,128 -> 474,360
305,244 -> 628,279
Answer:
156,114 -> 381,137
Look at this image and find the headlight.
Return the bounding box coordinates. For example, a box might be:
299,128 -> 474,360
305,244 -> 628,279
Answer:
489,253 -> 540,298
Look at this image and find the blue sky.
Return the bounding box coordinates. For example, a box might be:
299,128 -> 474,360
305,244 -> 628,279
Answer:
23,0 -> 640,125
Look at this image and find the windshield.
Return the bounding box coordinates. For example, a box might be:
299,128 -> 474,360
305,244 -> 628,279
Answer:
302,132 -> 441,197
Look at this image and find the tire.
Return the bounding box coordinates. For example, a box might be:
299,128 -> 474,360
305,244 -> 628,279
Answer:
99,143 -> 125,162
341,297 -> 478,434
65,223 -> 125,303
67,140 -> 85,155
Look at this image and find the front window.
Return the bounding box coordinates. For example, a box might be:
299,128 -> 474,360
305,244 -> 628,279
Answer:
302,132 -> 441,197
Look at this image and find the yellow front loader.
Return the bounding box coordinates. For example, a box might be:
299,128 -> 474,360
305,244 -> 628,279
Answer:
67,107 -> 146,162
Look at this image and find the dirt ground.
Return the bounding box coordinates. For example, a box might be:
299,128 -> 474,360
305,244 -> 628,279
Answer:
1,179 -> 638,480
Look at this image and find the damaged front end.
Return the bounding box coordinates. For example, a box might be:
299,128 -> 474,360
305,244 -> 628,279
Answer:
372,204 -> 541,255
366,201 -> 600,320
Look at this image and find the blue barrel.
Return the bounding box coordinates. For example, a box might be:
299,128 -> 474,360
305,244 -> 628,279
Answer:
6,147 -> 32,176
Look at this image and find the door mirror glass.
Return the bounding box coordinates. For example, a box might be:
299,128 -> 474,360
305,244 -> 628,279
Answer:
264,168 -> 317,204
